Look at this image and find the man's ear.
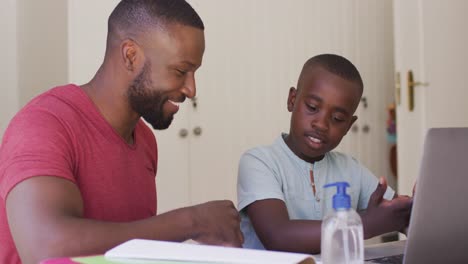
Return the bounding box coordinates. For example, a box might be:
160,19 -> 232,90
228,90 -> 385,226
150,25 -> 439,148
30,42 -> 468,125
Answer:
346,116 -> 358,134
287,87 -> 297,112
121,39 -> 141,72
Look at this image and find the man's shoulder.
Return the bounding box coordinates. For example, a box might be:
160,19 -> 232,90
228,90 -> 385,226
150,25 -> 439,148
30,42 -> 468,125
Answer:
4,84 -> 91,142
19,84 -> 83,115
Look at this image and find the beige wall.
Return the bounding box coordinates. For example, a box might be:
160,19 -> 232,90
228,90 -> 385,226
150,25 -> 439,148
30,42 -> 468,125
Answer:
16,0 -> 69,107
0,0 -> 19,137
67,0 -> 119,84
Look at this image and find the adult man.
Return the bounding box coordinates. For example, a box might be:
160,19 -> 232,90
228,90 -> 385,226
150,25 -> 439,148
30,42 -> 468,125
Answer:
0,1 -> 242,263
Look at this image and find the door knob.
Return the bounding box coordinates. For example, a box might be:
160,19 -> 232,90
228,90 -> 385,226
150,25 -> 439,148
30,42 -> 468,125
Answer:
362,124 -> 370,133
191,97 -> 198,109
179,128 -> 188,138
193,126 -> 202,136
360,97 -> 368,108
407,70 -> 429,111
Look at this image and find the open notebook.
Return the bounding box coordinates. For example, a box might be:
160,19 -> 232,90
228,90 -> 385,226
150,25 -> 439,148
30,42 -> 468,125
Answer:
105,239 -> 317,264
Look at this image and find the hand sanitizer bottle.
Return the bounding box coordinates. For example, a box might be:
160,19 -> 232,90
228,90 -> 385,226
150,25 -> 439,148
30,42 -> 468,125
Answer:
321,182 -> 364,264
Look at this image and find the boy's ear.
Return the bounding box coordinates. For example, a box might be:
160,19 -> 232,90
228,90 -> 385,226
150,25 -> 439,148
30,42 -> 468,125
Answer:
287,87 -> 297,112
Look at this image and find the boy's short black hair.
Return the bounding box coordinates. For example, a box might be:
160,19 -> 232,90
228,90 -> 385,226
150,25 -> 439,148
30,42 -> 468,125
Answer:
108,0 -> 204,41
301,54 -> 363,93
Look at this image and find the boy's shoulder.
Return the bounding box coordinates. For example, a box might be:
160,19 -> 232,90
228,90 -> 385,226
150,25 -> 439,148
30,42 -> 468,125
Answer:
326,151 -> 356,161
241,135 -> 289,161
325,151 -> 362,169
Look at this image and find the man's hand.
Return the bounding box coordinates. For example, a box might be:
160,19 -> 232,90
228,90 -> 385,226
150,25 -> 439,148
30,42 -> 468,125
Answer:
190,200 -> 243,247
362,177 -> 413,238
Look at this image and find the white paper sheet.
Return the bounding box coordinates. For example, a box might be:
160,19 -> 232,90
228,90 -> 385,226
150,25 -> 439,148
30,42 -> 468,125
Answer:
105,239 -> 317,264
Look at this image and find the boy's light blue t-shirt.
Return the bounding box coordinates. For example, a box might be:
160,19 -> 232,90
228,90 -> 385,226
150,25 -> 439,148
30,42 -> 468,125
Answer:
237,134 -> 394,249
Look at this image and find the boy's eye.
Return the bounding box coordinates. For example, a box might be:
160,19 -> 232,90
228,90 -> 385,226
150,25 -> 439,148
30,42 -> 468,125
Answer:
306,104 -> 317,112
332,115 -> 346,122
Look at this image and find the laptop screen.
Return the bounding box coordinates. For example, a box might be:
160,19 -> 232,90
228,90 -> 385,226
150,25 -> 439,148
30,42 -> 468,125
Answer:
403,127 -> 468,263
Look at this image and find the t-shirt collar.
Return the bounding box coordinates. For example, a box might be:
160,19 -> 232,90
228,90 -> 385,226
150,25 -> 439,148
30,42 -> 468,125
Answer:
278,133 -> 327,170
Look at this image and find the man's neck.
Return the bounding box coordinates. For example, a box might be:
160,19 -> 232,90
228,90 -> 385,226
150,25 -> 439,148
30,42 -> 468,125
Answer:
81,74 -> 139,144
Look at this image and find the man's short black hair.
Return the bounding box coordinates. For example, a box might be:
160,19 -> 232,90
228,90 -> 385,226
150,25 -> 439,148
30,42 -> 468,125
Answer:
301,54 -> 364,93
108,0 -> 204,41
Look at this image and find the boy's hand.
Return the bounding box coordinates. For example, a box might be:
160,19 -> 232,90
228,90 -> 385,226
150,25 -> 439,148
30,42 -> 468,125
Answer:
190,200 -> 244,247
400,181 -> 417,236
362,177 -> 413,238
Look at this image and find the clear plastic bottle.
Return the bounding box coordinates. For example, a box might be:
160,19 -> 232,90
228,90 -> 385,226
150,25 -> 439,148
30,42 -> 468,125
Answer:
321,182 -> 364,264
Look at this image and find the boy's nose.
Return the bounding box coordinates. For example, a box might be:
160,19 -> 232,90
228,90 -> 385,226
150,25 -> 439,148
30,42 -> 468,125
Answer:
312,113 -> 329,132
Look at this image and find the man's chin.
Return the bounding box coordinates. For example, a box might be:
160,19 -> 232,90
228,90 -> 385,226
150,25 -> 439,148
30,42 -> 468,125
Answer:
152,123 -> 171,130
144,116 -> 173,130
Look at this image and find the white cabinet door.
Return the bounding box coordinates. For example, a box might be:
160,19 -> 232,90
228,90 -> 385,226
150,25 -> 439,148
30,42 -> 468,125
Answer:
153,105 -> 191,213
394,0 -> 468,195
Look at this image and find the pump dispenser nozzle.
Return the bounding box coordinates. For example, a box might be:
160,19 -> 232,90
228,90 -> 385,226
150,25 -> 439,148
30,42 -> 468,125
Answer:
324,182 -> 351,210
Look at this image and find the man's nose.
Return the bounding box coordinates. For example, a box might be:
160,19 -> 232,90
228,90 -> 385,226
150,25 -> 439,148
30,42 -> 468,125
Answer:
182,73 -> 196,99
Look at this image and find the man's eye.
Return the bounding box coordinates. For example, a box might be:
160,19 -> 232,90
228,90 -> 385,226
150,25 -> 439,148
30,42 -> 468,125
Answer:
176,69 -> 187,75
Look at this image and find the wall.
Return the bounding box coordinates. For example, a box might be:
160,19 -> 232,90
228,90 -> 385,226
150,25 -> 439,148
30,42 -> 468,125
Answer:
16,0 -> 69,107
0,0 -> 19,137
67,0 -> 119,84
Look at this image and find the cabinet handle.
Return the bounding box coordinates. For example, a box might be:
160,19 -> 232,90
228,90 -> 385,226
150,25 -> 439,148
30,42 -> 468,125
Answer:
191,97 -> 198,109
362,124 -> 370,133
179,128 -> 188,138
360,97 -> 368,108
193,126 -> 202,136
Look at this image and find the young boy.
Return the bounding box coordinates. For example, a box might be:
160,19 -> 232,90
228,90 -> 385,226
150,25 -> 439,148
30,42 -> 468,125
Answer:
237,54 -> 413,254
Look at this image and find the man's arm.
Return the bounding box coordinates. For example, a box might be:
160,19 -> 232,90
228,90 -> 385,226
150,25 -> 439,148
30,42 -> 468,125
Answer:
6,176 -> 242,264
246,199 -> 322,254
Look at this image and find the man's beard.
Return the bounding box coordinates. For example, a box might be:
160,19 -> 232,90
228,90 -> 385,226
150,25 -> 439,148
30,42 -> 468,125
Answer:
127,62 -> 173,130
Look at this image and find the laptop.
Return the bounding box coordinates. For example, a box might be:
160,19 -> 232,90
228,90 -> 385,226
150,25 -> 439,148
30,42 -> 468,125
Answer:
365,127 -> 468,263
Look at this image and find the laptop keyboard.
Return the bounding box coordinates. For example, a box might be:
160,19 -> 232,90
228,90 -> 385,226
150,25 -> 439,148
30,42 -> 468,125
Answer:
366,254 -> 404,264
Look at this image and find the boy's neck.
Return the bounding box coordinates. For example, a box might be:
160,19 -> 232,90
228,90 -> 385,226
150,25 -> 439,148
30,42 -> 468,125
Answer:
282,134 -> 326,164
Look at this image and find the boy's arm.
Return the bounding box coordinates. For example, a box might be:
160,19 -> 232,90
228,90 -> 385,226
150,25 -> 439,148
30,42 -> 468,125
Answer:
246,198 -> 322,254
245,181 -> 413,255
359,178 -> 413,239
6,176 -> 243,264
